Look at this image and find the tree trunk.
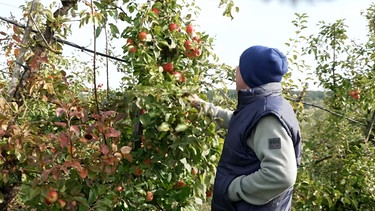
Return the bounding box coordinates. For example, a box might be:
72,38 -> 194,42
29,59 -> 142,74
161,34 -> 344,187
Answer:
7,0 -> 78,103
7,0 -> 39,101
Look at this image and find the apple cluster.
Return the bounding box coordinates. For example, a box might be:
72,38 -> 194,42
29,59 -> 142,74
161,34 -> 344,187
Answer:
124,4 -> 205,84
162,62 -> 186,82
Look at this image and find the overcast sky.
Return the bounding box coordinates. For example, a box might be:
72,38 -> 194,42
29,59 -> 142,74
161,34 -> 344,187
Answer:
0,0 -> 374,90
196,0 -> 374,90
198,0 -> 373,64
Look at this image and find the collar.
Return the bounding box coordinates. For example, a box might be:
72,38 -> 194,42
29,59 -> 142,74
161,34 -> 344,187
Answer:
237,82 -> 282,106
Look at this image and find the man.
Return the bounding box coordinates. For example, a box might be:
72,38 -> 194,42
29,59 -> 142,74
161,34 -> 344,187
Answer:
191,45 -> 302,210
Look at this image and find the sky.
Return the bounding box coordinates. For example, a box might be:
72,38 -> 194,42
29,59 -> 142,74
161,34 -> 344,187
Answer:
195,0 -> 374,90
0,0 -> 374,90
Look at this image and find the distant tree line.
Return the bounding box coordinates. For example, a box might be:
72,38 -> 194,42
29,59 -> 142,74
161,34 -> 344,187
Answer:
206,90 -> 326,102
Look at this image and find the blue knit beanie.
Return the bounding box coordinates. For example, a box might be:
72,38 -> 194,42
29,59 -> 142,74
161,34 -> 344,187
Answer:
239,45 -> 288,88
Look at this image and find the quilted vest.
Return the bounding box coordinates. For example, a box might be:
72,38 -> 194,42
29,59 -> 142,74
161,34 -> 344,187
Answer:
211,83 -> 302,211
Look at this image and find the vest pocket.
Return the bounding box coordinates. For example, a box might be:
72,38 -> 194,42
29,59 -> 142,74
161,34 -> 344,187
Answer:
212,172 -> 236,211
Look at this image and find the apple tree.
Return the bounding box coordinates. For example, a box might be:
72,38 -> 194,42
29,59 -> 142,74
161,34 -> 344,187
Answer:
0,0 -> 236,210
290,5 -> 375,210
93,0 -> 235,209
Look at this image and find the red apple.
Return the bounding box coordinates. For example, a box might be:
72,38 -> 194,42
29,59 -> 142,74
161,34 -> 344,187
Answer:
173,71 -> 186,82
184,40 -> 192,50
126,38 -> 134,45
349,89 -> 360,99
117,185 -> 123,192
138,31 -> 147,41
146,191 -> 154,202
140,109 -> 147,114
186,48 -> 200,58
129,47 -> 137,53
193,36 -> 201,44
163,63 -> 174,73
152,8 -> 160,15
191,167 -> 198,175
169,23 -> 179,32
177,180 -> 186,187
192,48 -> 201,57
45,190 -> 58,205
206,191 -> 212,197
144,158 -> 152,166
134,166 -> 143,176
174,180 -> 186,188
173,71 -> 182,80
58,199 -> 66,208
186,24 -> 194,35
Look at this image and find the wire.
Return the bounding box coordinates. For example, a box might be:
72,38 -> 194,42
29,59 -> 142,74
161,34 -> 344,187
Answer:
286,97 -> 367,126
0,2 -> 20,9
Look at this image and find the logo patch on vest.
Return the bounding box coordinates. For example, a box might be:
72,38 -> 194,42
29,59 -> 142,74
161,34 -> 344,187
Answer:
269,138 -> 281,149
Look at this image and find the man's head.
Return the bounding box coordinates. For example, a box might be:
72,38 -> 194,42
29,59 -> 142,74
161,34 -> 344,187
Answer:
238,45 -> 288,88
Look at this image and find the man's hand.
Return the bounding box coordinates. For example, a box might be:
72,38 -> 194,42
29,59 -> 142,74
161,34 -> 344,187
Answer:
188,94 -> 204,108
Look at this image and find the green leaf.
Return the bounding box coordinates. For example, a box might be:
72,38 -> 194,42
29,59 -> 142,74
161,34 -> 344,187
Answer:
128,4 -> 135,13
88,188 -> 98,205
73,196 -> 88,205
175,123 -> 188,132
185,14 -> 192,20
109,23 -> 119,38
94,198 -> 114,209
179,186 -> 191,198
93,2 -> 103,9
68,181 -> 83,195
157,122 -> 170,132
29,186 -> 42,200
140,114 -> 151,125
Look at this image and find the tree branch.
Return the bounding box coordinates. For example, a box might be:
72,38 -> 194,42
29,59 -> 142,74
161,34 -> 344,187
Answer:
364,110 -> 375,143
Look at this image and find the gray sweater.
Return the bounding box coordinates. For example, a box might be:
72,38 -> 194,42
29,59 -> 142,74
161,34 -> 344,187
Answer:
199,101 -> 297,205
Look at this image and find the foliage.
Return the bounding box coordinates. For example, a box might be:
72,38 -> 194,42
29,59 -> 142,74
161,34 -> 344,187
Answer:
2,0 -> 375,210
292,4 -> 375,210
1,0 -> 234,210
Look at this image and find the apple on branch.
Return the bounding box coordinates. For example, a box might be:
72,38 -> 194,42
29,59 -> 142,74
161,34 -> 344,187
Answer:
173,71 -> 186,82
146,191 -> 154,202
349,89 -> 360,99
163,62 -> 174,73
152,8 -> 160,15
186,24 -> 194,35
45,190 -> 58,205
169,23 -> 179,32
138,31 -> 147,41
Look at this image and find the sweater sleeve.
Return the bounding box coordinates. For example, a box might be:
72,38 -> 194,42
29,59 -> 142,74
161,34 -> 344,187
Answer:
227,115 -> 297,205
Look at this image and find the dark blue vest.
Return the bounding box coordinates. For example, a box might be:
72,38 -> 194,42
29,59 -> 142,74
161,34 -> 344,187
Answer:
211,84 -> 302,211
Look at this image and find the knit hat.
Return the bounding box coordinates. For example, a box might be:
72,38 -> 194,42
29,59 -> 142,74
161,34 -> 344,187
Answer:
239,45 -> 288,88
